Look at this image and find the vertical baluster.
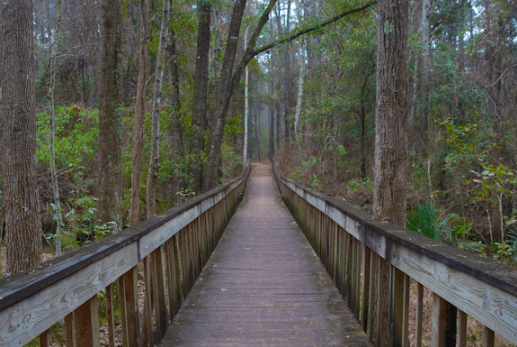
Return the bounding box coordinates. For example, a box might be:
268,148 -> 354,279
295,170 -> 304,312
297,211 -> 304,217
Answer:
141,257 -> 153,347
106,283 -> 116,347
431,293 -> 457,347
346,235 -> 354,308
391,267 -> 405,347
180,229 -> 188,298
65,312 -> 74,347
484,327 -> 494,347
367,252 -> 376,342
74,296 -> 100,347
376,257 -> 390,347
362,246 -> 371,332
119,267 -> 139,347
415,283 -> 424,347
458,310 -> 467,347
402,274 -> 410,347
172,234 -> 183,311
152,247 -> 167,341
39,331 -> 49,347
354,239 -> 362,319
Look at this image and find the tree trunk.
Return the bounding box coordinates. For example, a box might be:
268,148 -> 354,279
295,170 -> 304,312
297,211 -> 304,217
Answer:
243,27 -> 250,164
373,0 -> 410,227
168,30 -> 183,204
146,0 -> 170,218
420,0 -> 430,149
1,0 -> 43,274
269,106 -> 275,159
202,0 -> 248,192
49,0 -> 63,255
98,0 -> 123,231
284,0 -> 292,142
253,104 -> 262,162
129,0 -> 149,226
191,0 -> 211,193
294,42 -> 304,141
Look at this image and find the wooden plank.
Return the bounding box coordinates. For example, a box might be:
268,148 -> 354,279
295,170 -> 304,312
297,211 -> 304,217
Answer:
458,310 -> 467,347
402,274 -> 410,347
354,238 -> 362,319
415,283 -> 424,347
376,257 -> 390,347
367,251 -> 376,341
74,296 -> 100,347
431,293 -> 457,347
141,257 -> 153,347
39,330 -> 49,347
484,326 -> 495,347
362,246 -> 371,332
152,248 -> 167,341
65,313 -> 74,347
159,163 -> 370,347
0,243 -> 138,347
106,283 -> 116,347
391,267 -> 405,347
280,177 -> 517,344
120,268 -> 139,347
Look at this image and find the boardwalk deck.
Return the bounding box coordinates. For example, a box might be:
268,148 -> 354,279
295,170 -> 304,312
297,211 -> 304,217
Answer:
159,163 -> 372,347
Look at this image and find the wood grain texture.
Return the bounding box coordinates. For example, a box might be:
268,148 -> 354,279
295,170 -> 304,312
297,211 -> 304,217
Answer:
159,165 -> 372,347
278,171 -> 517,344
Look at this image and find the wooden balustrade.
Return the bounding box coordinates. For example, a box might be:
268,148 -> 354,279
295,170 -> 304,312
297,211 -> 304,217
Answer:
0,165 -> 250,347
273,162 -> 517,347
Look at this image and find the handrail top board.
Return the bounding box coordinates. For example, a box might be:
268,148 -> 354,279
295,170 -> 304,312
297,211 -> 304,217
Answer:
274,162 -> 517,299
0,164 -> 250,312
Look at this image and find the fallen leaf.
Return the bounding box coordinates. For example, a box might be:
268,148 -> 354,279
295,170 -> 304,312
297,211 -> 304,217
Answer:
221,287 -> 228,292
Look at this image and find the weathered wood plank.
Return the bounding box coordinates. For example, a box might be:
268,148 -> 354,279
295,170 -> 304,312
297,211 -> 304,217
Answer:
106,283 -> 116,347
159,164 -> 371,347
278,173 -> 517,344
74,296 -> 100,347
0,244 -> 137,347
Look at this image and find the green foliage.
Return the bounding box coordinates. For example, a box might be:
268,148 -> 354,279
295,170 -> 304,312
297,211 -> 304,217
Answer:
406,200 -> 445,241
347,178 -> 373,193
37,105 -> 99,170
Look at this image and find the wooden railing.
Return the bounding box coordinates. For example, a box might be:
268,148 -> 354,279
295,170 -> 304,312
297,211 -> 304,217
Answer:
0,164 -> 250,347
274,162 -> 517,347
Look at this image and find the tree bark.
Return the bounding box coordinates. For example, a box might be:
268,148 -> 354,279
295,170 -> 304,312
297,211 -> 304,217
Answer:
191,0 -> 211,193
284,0 -> 292,142
146,0 -> 170,218
129,0 -> 149,226
168,30 -> 183,204
49,0 -> 63,255
243,27 -> 250,164
373,0 -> 409,227
1,0 -> 43,274
98,0 -> 123,231
420,0 -> 430,149
202,0 -> 248,192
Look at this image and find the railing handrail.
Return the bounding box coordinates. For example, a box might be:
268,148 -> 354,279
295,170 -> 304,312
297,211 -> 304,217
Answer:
273,161 -> 517,345
0,164 -> 250,346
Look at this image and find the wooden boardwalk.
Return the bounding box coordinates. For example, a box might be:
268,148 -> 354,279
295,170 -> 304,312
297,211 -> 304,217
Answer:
159,163 -> 372,346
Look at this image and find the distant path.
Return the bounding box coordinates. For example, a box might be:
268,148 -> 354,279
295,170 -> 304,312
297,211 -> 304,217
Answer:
160,162 -> 371,346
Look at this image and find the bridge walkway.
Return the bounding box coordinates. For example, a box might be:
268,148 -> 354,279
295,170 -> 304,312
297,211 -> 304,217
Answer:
159,163 -> 371,346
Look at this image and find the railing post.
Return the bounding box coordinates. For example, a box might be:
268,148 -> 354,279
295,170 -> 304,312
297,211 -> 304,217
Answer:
106,283 -> 116,347
458,310 -> 467,347
119,267 -> 139,347
65,312 -> 74,347
431,293 -> 457,347
362,246 -> 371,332
74,296 -> 100,347
376,257 -> 390,347
152,247 -> 167,341
390,267 -> 405,347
